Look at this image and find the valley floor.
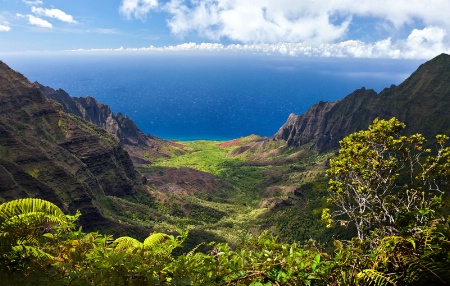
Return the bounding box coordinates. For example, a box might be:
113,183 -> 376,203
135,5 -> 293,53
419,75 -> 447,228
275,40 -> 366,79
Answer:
132,136 -> 337,248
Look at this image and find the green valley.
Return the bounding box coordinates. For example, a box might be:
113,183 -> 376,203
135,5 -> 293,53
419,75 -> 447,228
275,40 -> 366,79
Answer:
136,136 -> 335,249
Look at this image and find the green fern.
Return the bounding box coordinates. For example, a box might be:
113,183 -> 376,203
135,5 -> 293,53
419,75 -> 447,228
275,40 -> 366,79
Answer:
0,198 -> 77,280
143,232 -> 169,250
0,198 -> 68,236
11,244 -> 55,261
114,232 -> 170,253
404,253 -> 450,284
186,242 -> 206,257
0,198 -> 71,254
114,236 -> 143,252
357,269 -> 397,286
0,198 -> 66,222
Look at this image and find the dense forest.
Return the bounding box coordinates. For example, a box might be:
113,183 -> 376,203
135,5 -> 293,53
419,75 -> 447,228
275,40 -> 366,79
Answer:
2,118 -> 449,285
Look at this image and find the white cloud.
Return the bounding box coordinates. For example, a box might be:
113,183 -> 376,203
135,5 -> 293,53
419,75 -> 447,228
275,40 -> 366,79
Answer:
27,15 -> 52,28
0,24 -> 11,32
164,0 -> 352,43
22,0 -> 43,5
120,0 -> 159,20
67,30 -> 450,59
65,0 -> 448,59
399,27 -> 447,59
31,7 -> 77,24
154,0 -> 450,45
93,28 -> 121,34
328,0 -> 450,29
116,0 -> 450,59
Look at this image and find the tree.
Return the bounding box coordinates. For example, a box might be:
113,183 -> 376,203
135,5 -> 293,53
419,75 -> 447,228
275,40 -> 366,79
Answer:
323,117 -> 449,241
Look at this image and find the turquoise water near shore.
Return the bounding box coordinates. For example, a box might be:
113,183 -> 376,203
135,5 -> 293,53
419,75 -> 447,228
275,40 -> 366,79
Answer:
2,53 -> 424,140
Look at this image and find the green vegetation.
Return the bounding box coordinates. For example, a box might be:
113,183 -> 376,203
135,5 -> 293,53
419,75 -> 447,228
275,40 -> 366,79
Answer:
324,118 -> 449,241
140,136 -> 334,246
2,196 -> 449,284
151,140 -> 243,176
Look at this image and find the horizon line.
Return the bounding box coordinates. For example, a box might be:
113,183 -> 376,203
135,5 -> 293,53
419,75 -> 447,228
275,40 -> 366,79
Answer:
0,41 -> 449,60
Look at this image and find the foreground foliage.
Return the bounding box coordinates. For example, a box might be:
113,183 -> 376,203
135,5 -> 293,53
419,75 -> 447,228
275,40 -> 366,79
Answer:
1,199 -> 449,285
324,118 -> 450,241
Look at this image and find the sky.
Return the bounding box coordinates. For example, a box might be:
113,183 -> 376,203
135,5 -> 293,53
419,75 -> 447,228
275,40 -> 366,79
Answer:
1,0 -> 450,58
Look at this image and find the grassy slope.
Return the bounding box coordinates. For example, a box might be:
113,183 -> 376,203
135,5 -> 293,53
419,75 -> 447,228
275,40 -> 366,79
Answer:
151,140 -> 240,176
136,136 -> 337,248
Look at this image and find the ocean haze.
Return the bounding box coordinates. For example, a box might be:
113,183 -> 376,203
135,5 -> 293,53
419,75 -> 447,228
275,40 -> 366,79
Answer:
2,53 -> 424,140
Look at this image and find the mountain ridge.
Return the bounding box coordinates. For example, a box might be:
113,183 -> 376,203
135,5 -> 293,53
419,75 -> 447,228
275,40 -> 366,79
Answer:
0,60 -> 143,231
37,83 -> 186,164
273,53 -> 450,151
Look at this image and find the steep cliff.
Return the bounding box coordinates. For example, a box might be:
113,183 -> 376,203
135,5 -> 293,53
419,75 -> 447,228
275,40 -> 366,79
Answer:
273,53 -> 450,151
274,101 -> 338,147
0,61 -> 138,230
37,84 -> 184,163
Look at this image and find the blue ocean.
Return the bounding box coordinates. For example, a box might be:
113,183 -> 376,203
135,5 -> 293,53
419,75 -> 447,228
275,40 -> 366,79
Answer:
3,53 -> 424,141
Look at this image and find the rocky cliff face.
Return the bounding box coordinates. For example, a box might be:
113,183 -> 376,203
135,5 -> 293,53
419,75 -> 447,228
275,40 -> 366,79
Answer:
273,53 -> 450,151
38,86 -> 113,130
37,84 -> 184,163
0,61 -> 137,229
274,101 -> 337,147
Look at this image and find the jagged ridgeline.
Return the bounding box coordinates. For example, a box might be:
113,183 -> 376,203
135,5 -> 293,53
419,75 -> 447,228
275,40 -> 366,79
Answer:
273,53 -> 450,151
36,83 -> 186,164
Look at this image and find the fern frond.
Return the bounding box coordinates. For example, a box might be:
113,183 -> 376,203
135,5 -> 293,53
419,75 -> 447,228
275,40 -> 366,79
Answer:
405,256 -> 450,284
114,236 -> 143,251
11,244 -> 54,261
2,212 -> 67,231
0,198 -> 65,222
143,232 -> 169,250
0,199 -> 70,254
187,242 -> 205,257
357,269 -> 397,286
